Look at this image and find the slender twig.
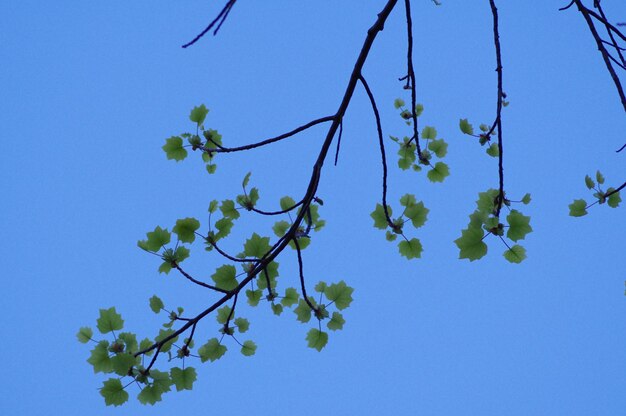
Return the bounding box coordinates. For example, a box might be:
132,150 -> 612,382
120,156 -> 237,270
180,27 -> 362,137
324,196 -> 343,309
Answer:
173,263 -> 229,293
334,119 -> 344,166
182,0 -> 237,48
224,292 -> 238,331
251,199 -> 304,216
595,2 -> 626,66
293,238 -> 317,312
403,0 -> 422,156
360,74 -> 395,228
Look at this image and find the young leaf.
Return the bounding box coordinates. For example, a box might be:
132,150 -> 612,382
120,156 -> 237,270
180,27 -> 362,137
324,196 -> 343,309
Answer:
422,126 -> 437,140
220,200 -> 240,219
324,281 -> 354,310
138,226 -> 171,252
393,98 -> 405,109
306,328 -> 329,352
294,299 -> 312,323
414,104 -> 424,117
100,378 -> 129,407
428,139 -> 448,158
173,218 -> 200,243
246,289 -> 262,307
595,170 -> 605,185
211,265 -> 238,291
427,162 -> 449,183
189,104 -> 209,125
162,136 -> 188,162
216,306 -> 233,325
242,172 -> 252,189
370,203 -> 392,229
486,143 -> 499,157
327,312 -> 345,331
97,307 -> 124,334
459,118 -> 474,135
568,199 -> 588,217
241,341 -> 257,356
271,303 -> 284,316
506,210 -> 532,242
521,193 -> 531,205
198,338 -> 227,362
118,332 -> 138,353
154,329 -> 178,353
585,175 -> 595,190
398,238 -> 423,259
454,226 -> 488,261
404,201 -> 429,229
111,353 -> 137,376
149,295 -> 164,314
137,384 -> 165,406
281,287 -> 299,307
503,244 -> 527,263
607,189 -> 621,208
214,218 -> 234,240
87,341 -> 113,373
234,317 -> 250,333
243,233 -> 272,258
208,200 -> 219,213
77,327 -> 93,343
170,367 -> 197,391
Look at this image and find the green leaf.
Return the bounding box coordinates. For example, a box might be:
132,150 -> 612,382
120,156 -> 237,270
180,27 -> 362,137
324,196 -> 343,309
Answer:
234,317 -> 250,333
454,226 -> 488,261
272,220 -> 290,238
397,142 -> 416,171
162,136 -> 188,162
208,200 -> 219,213
111,353 -> 137,376
170,367 -> 197,391
246,289 -> 262,306
198,338 -> 227,362
294,299 -> 312,323
241,340 -> 257,356
281,287 -> 299,307
568,199 -> 588,217
280,196 -> 296,211
173,217 -> 200,243
306,328 -> 328,352
97,307 -> 124,334
206,164 -> 217,174
211,265 -> 238,291
77,327 -> 93,343
427,162 -> 449,183
607,189 -> 621,208
88,340 -> 113,373
257,261 -> 279,290
271,303 -> 283,315
154,329 -> 178,353
216,306 -> 233,324
314,281 -> 327,293
398,238 -> 423,259
138,226 -> 171,252
242,172 -> 252,189
428,139 -> 448,158
213,218 -> 234,241
521,193 -> 531,205
476,189 -> 499,214
595,171 -> 605,185
370,203 -> 392,229
189,104 -> 209,125
158,261 -> 172,274
220,200 -> 240,219
422,126 -> 437,139
243,233 -> 271,258
486,143 -> 499,157
459,118 -> 474,135
415,104 -> 424,117
149,295 -> 164,314
327,312 -> 345,331
249,188 -> 260,206
138,338 -> 154,356
404,201 -> 429,229
137,384 -> 165,406
393,98 -> 405,109
100,378 -> 128,406
118,332 -> 138,353
506,210 -> 532,242
504,244 -> 527,263
204,129 -> 222,146
324,281 -> 354,310
585,175 -> 595,190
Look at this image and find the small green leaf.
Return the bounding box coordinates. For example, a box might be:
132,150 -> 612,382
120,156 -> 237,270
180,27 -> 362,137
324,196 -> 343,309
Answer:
118,332 -> 138,353
394,98 -> 405,109
198,338 -> 227,362
173,218 -> 200,243
427,162 -> 449,183
219,200 -> 240,220
158,261 -> 172,274
246,289 -> 262,306
208,200 -> 219,213
521,193 -> 531,205
154,329 -> 178,353
506,210 -> 532,242
214,217 -> 233,240
242,172 -> 252,189
170,367 -> 197,392
272,220 -> 290,238
476,189 -> 499,214
414,104 -> 424,117
455,226 -> 488,261
486,143 -> 499,157
370,203 -> 392,229
459,118 -> 474,135
241,341 -> 257,356
607,189 -> 621,208
149,295 -> 164,314
100,378 -> 128,406
595,170 -> 605,185
211,265 -> 238,291
97,307 -> 124,334
281,287 -> 299,307
279,196 -> 296,211
428,139 -> 448,158
206,164 -> 217,174
324,281 -> 354,310
294,299 -> 312,323
398,238 -> 423,259
138,226 -> 171,252
88,341 -> 113,373
585,175 -> 595,190
243,233 -> 271,258
404,201 -> 429,229
234,317 -> 250,333
271,303 -> 283,315
216,306 -> 233,324
504,244 -> 527,263
77,327 -> 93,343
569,199 -> 588,217
162,136 -> 188,162
189,104 -> 209,125
306,328 -> 328,352
327,312 -> 345,331
111,353 -> 137,376
422,126 -> 437,139
137,384 -> 165,406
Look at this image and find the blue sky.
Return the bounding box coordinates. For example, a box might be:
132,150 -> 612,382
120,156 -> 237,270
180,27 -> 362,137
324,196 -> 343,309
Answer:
2,1 -> 625,415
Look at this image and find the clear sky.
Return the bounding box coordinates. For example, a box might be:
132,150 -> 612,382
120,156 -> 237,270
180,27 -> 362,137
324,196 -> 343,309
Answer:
2,1 -> 625,415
